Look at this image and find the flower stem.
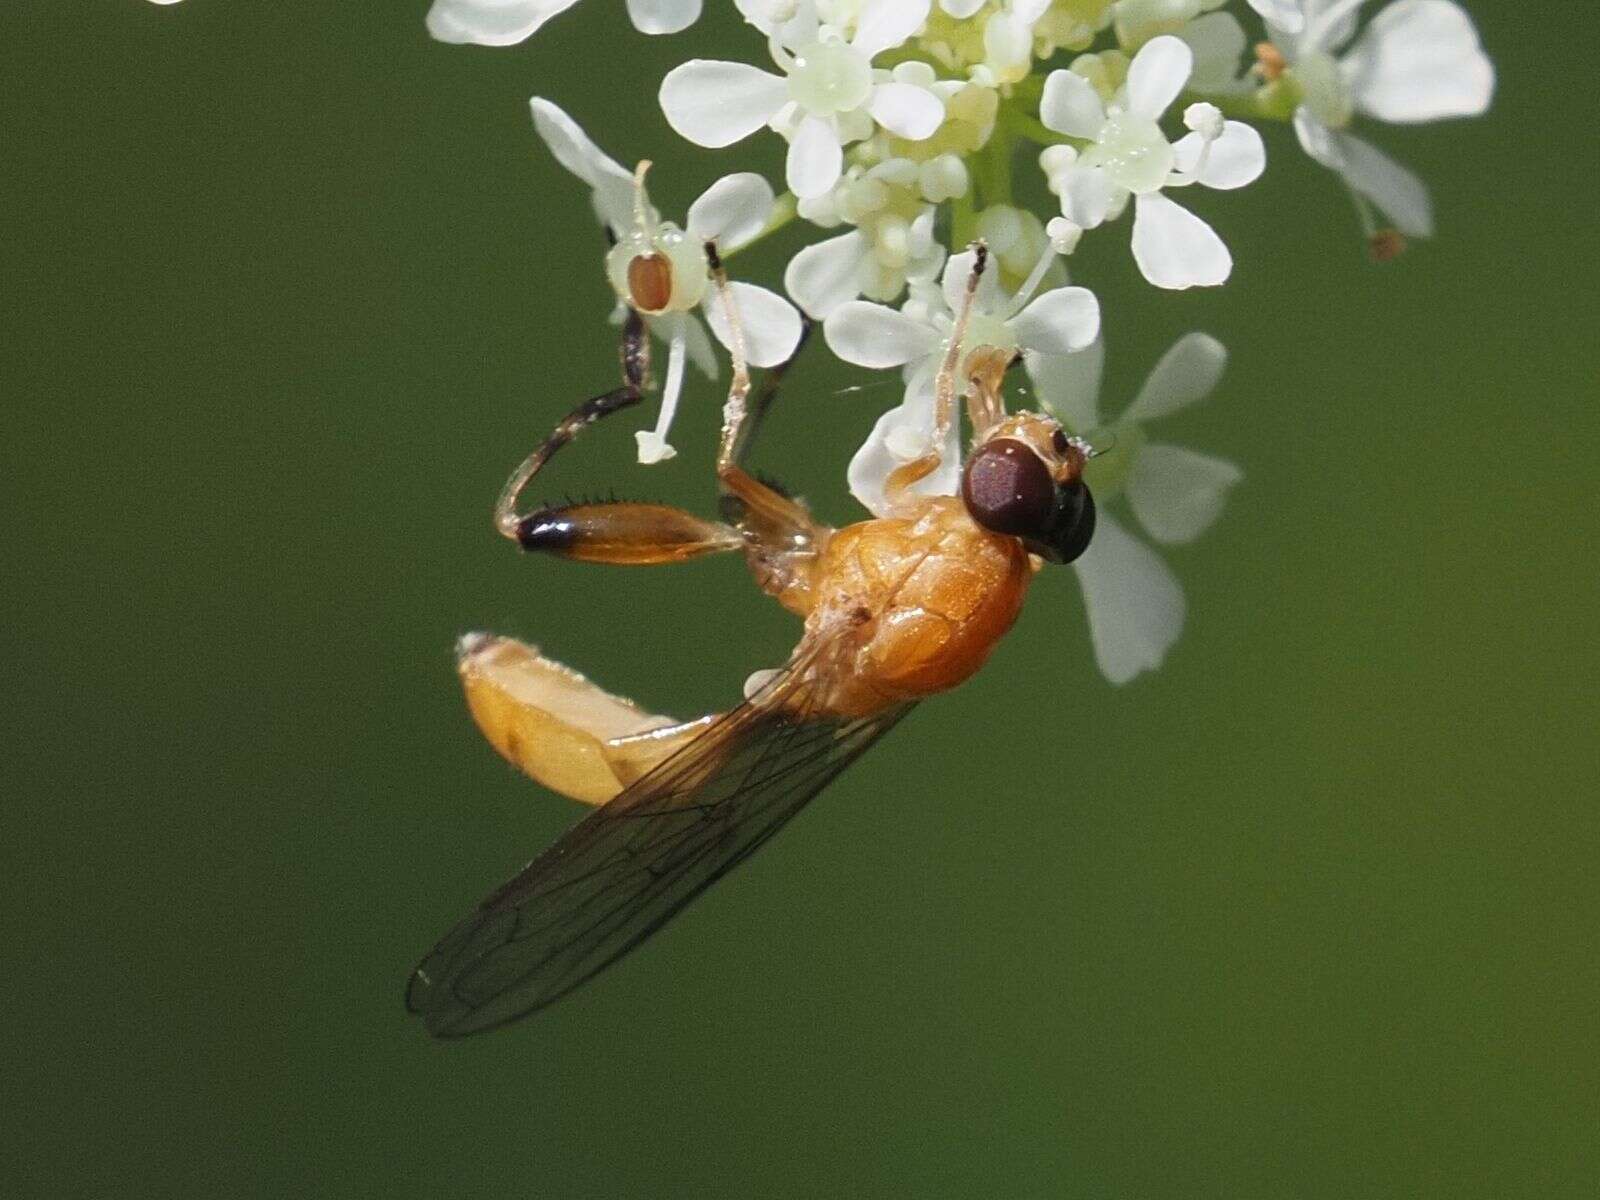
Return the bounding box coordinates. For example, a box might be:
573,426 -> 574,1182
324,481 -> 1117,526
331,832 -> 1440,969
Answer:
976,119 -> 1014,209
951,185 -> 978,250
1001,101 -> 1075,148
1181,88 -> 1287,123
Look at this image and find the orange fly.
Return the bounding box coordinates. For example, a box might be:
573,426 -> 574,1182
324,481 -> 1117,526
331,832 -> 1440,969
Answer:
406,243 -> 1096,1036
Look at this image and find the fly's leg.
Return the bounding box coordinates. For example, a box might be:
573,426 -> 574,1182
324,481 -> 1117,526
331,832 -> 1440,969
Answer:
494,308 -> 744,566
884,242 -> 988,507
705,243 -> 817,540
963,345 -> 1015,441
494,308 -> 648,540
705,243 -> 829,612
724,316 -> 814,473
515,503 -> 742,564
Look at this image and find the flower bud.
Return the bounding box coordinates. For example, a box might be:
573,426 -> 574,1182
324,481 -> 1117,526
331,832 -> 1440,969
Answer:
918,154 -> 969,203
1047,217 -> 1084,255
1183,102 -> 1225,141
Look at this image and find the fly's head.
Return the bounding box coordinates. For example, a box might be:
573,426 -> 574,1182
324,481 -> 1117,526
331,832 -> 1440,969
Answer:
960,407 -> 1096,565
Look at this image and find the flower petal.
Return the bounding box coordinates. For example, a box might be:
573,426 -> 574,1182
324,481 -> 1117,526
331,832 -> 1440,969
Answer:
1125,332 -> 1228,422
1181,11 -> 1250,94
625,0 -> 701,35
1127,443 -> 1243,545
527,96 -> 637,231
852,0 -> 932,59
940,0 -> 987,16
1011,287 -> 1101,357
1125,36 -> 1193,120
940,248 -> 1005,319
1243,0 -> 1304,36
686,172 -> 775,250
868,82 -> 944,141
1060,164 -> 1117,229
1340,134 -> 1434,237
1172,121 -> 1266,190
1024,342 -> 1104,433
733,0 -> 783,34
659,60 -> 788,148
1304,0 -> 1361,51
787,116 -> 844,199
1296,114 -> 1434,237
702,282 -> 803,369
426,0 -> 583,45
1130,192 -> 1231,289
1291,105 -> 1340,166
1040,69 -> 1106,138
679,312 -> 719,379
1347,0 -> 1494,123
848,364 -> 960,518
1072,511 -> 1186,685
785,230 -> 868,318
823,301 -> 939,368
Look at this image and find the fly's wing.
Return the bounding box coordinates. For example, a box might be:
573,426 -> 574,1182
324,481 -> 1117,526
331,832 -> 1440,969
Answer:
406,659 -> 913,1037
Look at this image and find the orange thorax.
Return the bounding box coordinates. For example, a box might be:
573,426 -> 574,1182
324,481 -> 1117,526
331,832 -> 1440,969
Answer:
801,497 -> 1033,715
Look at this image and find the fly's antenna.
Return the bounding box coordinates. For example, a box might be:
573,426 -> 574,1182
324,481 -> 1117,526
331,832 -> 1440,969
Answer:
493,309 -> 648,541
1079,430 -> 1115,458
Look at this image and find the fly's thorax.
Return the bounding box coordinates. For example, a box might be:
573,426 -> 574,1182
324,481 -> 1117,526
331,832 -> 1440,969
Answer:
804,498 -> 1033,708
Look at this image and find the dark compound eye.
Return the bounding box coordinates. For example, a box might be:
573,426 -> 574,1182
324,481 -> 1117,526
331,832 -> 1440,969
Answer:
962,438 -> 1055,537
1051,428 -> 1071,455
1039,482 -> 1096,564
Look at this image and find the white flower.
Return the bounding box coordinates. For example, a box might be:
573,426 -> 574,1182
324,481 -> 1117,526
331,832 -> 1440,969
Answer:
1039,36 -> 1266,289
785,158 -> 949,319
529,98 -> 802,463
1027,333 -> 1241,683
825,248 -> 1100,516
1112,0 -> 1229,49
659,0 -> 944,201
978,205 -> 1074,291
428,0 -> 700,46
1034,1 -> 1118,57
979,0 -> 1055,86
1246,0 -> 1494,239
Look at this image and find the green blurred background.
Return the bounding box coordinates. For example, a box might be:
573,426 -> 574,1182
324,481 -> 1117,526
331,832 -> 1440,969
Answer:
4,2 -> 1596,1196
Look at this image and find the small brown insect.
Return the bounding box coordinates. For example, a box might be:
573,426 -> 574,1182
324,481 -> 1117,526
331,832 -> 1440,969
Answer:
406,244 -> 1096,1036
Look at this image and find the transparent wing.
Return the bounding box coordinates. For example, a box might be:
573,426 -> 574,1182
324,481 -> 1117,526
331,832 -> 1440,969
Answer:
405,661 -> 913,1037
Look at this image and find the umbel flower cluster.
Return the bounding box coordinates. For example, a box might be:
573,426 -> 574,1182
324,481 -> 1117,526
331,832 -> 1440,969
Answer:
421,0 -> 1494,683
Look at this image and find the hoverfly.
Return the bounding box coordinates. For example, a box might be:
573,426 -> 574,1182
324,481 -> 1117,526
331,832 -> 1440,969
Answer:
406,243 -> 1097,1037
